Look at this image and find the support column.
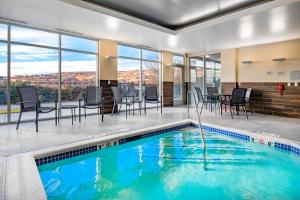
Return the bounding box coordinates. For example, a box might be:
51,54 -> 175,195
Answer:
99,39 -> 118,113
162,51 -> 174,107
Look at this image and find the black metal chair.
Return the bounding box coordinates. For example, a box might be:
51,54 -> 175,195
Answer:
111,86 -> 133,118
16,86 -> 58,132
207,86 -> 218,96
194,87 -> 215,114
79,86 -> 104,122
144,86 -> 162,114
127,84 -> 142,115
245,88 -> 253,115
229,88 -> 248,119
206,86 -> 219,112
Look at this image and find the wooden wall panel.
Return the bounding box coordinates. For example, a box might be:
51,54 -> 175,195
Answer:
222,82 -> 300,118
100,80 -> 118,114
163,82 -> 173,107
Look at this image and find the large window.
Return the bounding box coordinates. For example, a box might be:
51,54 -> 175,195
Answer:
117,45 -> 161,108
205,59 -> 221,90
189,54 -> 221,97
10,45 -> 59,121
0,42 -> 8,123
61,51 -> 97,116
190,57 -> 204,93
0,23 -> 98,123
11,26 -> 59,47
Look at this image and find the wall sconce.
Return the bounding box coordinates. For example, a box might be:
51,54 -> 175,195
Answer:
105,56 -> 117,60
241,60 -> 253,64
272,58 -> 286,62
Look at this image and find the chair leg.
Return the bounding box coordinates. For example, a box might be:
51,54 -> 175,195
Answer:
71,108 -> 74,125
243,105 -> 249,119
101,103 -> 104,122
36,109 -> 39,132
74,108 -> 76,121
111,101 -> 115,116
249,103 -> 253,115
79,105 -> 81,123
139,102 -> 141,115
160,102 -> 162,115
230,106 -> 233,119
16,111 -> 22,130
133,103 -> 135,115
55,108 -> 58,126
144,101 -> 146,114
84,108 -> 86,118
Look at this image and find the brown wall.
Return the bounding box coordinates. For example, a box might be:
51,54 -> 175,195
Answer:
163,82 -> 173,107
222,82 -> 300,118
100,80 -> 118,114
221,39 -> 300,118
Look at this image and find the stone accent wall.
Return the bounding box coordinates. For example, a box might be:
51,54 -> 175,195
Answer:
100,80 -> 118,114
163,82 -> 173,107
222,82 -> 300,118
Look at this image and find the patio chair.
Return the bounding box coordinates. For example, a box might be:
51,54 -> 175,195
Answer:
229,88 -> 248,119
127,84 -> 142,115
206,86 -> 220,112
194,87 -> 215,114
16,86 -> 58,132
245,88 -> 253,115
207,86 -> 218,96
144,86 -> 162,114
79,86 -> 104,122
111,86 -> 133,118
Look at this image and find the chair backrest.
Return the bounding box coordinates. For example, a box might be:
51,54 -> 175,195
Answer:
17,86 -> 38,109
207,86 -> 218,95
127,84 -> 138,98
145,86 -> 158,101
194,87 -> 204,103
245,88 -> 253,101
85,86 -> 103,104
231,88 -> 247,104
0,91 -> 7,105
111,87 -> 122,103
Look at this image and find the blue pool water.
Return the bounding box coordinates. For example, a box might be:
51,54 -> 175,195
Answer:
38,128 -> 300,200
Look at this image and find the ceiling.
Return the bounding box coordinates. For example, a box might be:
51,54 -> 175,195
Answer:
0,0 -> 300,55
83,0 -> 272,30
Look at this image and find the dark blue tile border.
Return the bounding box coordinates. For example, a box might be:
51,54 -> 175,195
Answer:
36,123 -> 192,166
35,123 -> 300,166
202,125 -> 251,141
35,145 -> 97,166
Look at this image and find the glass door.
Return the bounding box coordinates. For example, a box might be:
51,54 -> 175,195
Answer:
173,66 -> 183,105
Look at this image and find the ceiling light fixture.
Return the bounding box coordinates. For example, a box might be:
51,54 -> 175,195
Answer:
270,6 -> 286,33
239,16 -> 253,39
167,35 -> 177,47
105,16 -> 119,31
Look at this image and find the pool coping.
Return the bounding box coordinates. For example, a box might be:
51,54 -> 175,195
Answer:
5,119 -> 300,200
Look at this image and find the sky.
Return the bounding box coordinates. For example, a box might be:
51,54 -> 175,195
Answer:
0,24 -> 161,76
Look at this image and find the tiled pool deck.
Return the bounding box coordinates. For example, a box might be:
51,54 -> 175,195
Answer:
1,106 -> 300,200
1,106 -> 300,157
